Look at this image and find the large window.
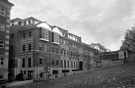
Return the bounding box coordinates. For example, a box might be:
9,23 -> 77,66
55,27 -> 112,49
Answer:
0,24 -> 5,32
0,7 -> 6,17
0,40 -> 4,48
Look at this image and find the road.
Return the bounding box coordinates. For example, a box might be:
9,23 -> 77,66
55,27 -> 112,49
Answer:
9,63 -> 135,88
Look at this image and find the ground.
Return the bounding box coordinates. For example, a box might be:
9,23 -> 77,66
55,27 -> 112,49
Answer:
9,63 -> 135,88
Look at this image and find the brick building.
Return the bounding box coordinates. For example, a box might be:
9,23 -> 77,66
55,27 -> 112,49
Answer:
0,0 -> 13,82
9,17 -> 95,80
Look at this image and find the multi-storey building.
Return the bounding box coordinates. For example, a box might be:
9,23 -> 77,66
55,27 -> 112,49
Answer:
0,0 -> 13,82
9,17 -> 95,80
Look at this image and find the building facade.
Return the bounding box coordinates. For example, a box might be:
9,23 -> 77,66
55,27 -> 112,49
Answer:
0,0 -> 13,82
9,17 -> 95,80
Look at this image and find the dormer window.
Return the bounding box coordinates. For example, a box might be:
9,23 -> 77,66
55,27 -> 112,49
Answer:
39,28 -> 49,41
52,32 -> 60,44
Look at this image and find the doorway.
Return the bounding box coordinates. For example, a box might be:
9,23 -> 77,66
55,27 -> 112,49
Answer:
79,61 -> 83,70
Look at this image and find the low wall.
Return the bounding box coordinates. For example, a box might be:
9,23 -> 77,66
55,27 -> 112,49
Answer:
101,60 -> 123,67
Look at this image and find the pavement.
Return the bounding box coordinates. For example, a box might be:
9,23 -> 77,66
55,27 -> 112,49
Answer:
3,80 -> 33,88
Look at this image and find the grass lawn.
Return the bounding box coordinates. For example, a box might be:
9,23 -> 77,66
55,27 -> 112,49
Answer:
9,63 -> 135,88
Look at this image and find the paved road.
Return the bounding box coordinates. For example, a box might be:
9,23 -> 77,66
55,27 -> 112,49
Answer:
9,63 -> 135,88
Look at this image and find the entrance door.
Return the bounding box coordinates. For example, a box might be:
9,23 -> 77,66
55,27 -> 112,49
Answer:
79,61 -> 83,70
28,71 -> 33,79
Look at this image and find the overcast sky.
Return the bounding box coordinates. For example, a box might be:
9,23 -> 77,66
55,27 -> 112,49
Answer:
10,0 -> 134,51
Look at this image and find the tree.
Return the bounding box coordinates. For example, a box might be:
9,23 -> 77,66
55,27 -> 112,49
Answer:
120,26 -> 135,52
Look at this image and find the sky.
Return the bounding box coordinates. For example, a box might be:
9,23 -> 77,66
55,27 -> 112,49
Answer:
10,0 -> 134,51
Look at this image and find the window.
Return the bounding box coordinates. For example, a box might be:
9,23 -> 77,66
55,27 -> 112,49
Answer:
23,45 -> 25,52
67,61 -> 69,68
52,59 -> 54,65
24,21 -> 26,25
0,7 -> 6,17
61,49 -> 65,55
0,58 -> 4,65
23,33 -> 26,38
28,58 -> 31,67
44,44 -> 47,51
63,40 -> 66,44
61,60 -> 63,67
24,71 -> 26,74
39,58 -> 42,64
52,47 -> 54,53
0,24 -> 5,32
29,31 -> 32,37
28,20 -> 31,24
11,33 -> 14,38
56,48 -> 58,53
0,40 -> 4,48
64,60 -> 66,68
0,75 -> 3,79
28,44 -> 32,51
18,21 -> 21,25
74,61 -> 76,68
76,61 -> 78,68
56,60 -> 59,65
22,59 -> 25,67
39,44 -> 42,50
52,70 -> 58,74
64,50 -> 66,55
71,61 -> 73,68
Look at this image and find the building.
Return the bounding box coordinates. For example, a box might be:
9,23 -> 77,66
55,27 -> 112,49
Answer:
9,17 -> 95,80
96,50 -> 125,67
0,0 -> 13,82
90,43 -> 110,52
